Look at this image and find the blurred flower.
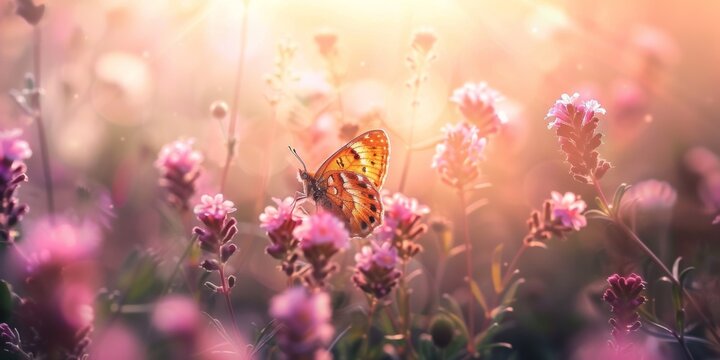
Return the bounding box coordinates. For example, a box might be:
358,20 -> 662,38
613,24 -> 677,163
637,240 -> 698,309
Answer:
620,179 -> 677,214
294,212 -> 349,288
450,82 -> 505,137
352,241 -> 402,299
411,28 -> 437,54
22,216 -> 101,273
432,122 -> 487,188
602,273 -> 647,354
550,191 -> 588,231
546,93 -> 611,184
270,287 -> 334,360
15,0 -> 45,25
209,100 -> 229,120
375,191 -> 429,260
155,138 -> 203,211
314,30 -> 338,58
0,129 -> 30,243
193,194 -> 237,255
267,40 -> 299,107
260,197 -> 303,276
152,295 -> 200,338
89,324 -> 145,360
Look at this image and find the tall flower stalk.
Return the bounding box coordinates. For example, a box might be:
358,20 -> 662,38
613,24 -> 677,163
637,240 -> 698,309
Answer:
398,28 -> 437,193
0,129 -> 32,262
219,0 -> 251,193
546,93 -> 720,345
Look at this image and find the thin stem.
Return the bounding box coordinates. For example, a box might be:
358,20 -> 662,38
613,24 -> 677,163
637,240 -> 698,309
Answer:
254,108 -> 278,212
360,298 -> 378,358
591,176 -> 720,345
501,243 -> 528,288
162,234 -> 198,295
32,27 -> 55,216
398,260 -> 415,358
457,188 -> 475,352
218,264 -> 241,344
398,83 -> 420,192
219,0 -> 250,193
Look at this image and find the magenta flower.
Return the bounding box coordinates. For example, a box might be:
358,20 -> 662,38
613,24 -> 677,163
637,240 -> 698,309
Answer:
152,295 -> 200,337
602,273 -> 647,353
550,191 -> 588,231
375,191 -> 429,260
0,129 -> 31,243
22,216 -> 101,273
193,193 -> 237,255
432,122 -> 487,188
270,287 -> 334,359
353,241 -> 402,299
155,138 -> 203,210
294,211 -> 349,251
546,93 -> 612,184
260,197 -> 304,276
0,129 -> 32,161
450,82 -> 505,136
293,212 -> 349,288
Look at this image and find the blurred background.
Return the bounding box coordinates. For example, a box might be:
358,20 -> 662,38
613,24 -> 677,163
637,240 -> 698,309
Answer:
1,0 -> 720,359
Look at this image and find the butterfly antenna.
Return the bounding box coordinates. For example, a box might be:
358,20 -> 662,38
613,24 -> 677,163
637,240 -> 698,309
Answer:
288,146 -> 308,172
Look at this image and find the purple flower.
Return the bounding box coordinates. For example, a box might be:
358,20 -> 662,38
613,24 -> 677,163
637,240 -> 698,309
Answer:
352,241 -> 402,299
450,82 -> 505,136
260,197 -> 304,276
22,216 -> 102,273
155,138 -> 203,210
260,197 -> 300,233
293,212 -> 349,288
270,287 -> 334,360
545,93 -> 612,184
602,273 -> 647,353
193,194 -> 237,255
374,191 -> 429,260
432,122 -> 487,188
0,129 -> 30,243
550,191 -> 588,231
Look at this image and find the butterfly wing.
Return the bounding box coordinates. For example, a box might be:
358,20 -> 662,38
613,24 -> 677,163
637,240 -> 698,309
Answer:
315,170 -> 383,237
314,129 -> 389,189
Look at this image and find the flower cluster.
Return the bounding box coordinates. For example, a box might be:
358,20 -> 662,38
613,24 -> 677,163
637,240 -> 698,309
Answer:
352,241 -> 402,299
432,122 -> 487,188
293,211 -> 350,288
450,82 -> 505,137
524,192 -> 587,245
0,129 -> 31,243
375,191 -> 430,261
155,139 -> 203,211
193,194 -> 239,293
602,273 -> 647,353
546,93 -> 612,184
260,197 -> 303,276
270,287 -> 334,360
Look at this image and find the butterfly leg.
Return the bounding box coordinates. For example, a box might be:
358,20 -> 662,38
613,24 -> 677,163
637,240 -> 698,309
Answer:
291,192 -> 308,213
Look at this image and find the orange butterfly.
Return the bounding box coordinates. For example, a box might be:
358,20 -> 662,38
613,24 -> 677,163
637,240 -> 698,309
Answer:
291,129 -> 390,237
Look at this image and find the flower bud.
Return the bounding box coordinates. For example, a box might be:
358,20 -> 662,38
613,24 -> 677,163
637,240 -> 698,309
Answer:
221,243 -> 237,263
200,259 -> 220,272
204,281 -> 219,292
227,275 -> 236,288
430,315 -> 454,349
210,101 -> 229,120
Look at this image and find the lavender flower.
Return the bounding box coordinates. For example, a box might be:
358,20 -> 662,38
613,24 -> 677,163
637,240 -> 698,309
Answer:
270,287 -> 334,360
155,138 -> 203,211
0,129 -> 31,244
260,197 -> 303,276
524,192 -> 587,245
193,194 -> 238,254
293,212 -> 349,288
432,122 -> 487,188
450,82 -> 506,137
546,93 -> 612,184
374,191 -> 429,260
602,273 -> 647,353
352,241 -> 402,299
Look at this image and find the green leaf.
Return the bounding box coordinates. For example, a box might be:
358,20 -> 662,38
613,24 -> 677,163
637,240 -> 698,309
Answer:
672,257 -> 682,281
611,183 -> 631,215
438,308 -> 469,341
584,209 -> 612,221
595,196 -> 610,215
501,278 -> 525,306
491,244 -> 504,294
469,279 -> 489,317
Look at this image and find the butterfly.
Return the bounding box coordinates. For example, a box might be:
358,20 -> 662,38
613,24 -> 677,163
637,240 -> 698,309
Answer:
291,129 -> 389,237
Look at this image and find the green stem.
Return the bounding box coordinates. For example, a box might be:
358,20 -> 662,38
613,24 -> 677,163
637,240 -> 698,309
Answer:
162,234 -> 198,295
361,298 -> 378,358
501,243 -> 528,289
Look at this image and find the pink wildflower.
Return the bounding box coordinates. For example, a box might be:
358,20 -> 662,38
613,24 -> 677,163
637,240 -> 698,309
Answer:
192,194 -> 238,256
0,129 -> 32,161
155,138 -> 203,210
353,241 -> 402,299
293,212 -> 349,288
270,287 -> 334,359
375,191 -> 429,260
260,197 -> 304,276
432,122 -> 487,188
602,273 -> 647,354
450,82 -> 505,136
550,191 -> 587,231
621,179 -> 677,213
152,295 -> 200,337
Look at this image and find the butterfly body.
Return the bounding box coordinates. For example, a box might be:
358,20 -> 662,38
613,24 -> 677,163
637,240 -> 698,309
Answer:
296,130 -> 390,237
